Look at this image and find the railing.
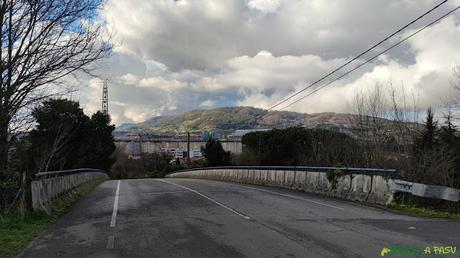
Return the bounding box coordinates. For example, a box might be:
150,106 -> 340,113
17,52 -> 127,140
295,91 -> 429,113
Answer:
34,168 -> 105,179
169,166 -> 460,203
167,166 -> 396,205
173,166 -> 397,176
32,168 -> 108,211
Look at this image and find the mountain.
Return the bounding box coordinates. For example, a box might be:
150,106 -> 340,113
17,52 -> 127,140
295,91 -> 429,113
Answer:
115,107 -> 361,134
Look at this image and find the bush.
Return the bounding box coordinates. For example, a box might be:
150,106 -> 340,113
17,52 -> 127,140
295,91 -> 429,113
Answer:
0,176 -> 20,214
201,137 -> 231,166
326,167 -> 344,189
241,128 -> 364,166
109,151 -> 173,179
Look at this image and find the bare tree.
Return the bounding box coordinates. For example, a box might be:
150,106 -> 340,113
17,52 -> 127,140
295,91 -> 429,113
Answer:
388,83 -> 420,177
35,113 -> 76,173
450,66 -> 460,115
451,66 -> 460,92
0,0 -> 111,169
351,83 -> 389,166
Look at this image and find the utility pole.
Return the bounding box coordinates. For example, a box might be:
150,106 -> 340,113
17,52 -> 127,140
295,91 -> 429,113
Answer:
187,132 -> 191,168
102,79 -> 108,115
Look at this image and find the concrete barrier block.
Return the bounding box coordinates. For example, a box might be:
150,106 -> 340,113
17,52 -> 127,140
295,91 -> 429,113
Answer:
331,175 -> 351,198
347,174 -> 372,202
253,170 -> 259,182
316,173 -> 330,194
304,172 -> 318,192
268,170 -> 276,184
294,171 -> 306,189
285,171 -> 296,188
263,170 -> 269,183
168,168 -> 397,206
442,187 -> 460,202
239,169 -> 245,182
275,170 -> 284,186
367,175 -> 393,205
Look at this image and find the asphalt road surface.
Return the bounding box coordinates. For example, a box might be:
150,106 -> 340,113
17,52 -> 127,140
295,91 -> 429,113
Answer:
20,178 -> 460,258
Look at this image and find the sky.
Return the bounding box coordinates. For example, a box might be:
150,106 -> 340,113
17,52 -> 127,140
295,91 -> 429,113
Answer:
75,0 -> 460,125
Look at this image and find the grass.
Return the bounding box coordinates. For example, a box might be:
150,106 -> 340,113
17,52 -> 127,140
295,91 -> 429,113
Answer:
388,202 -> 460,220
0,179 -> 105,258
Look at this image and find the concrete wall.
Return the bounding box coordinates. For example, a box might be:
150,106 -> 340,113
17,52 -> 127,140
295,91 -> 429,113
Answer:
167,168 -> 394,205
390,179 -> 460,202
32,171 -> 108,211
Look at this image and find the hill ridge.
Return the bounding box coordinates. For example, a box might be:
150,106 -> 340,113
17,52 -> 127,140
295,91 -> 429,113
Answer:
115,106 -> 356,134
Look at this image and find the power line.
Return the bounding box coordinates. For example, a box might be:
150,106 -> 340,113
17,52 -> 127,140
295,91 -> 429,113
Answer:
279,4 -> 460,110
266,0 -> 448,112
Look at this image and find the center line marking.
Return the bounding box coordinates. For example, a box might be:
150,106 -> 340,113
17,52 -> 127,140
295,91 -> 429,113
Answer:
110,180 -> 121,227
238,184 -> 345,210
158,179 -> 251,220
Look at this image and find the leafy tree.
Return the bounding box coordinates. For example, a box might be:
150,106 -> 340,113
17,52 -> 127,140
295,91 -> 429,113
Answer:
414,108 -> 438,152
28,99 -> 116,172
29,99 -> 89,171
77,112 -> 116,171
241,128 -> 363,166
412,108 -> 439,183
110,151 -> 172,179
436,112 -> 460,187
201,137 -> 231,166
410,108 -> 460,187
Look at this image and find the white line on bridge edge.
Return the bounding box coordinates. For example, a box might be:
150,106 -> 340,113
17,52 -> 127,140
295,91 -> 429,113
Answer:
110,180 -> 121,227
158,179 -> 251,220
239,184 -> 345,210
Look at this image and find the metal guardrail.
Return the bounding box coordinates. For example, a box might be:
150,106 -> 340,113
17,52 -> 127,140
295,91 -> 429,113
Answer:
172,166 -> 397,176
34,168 -> 105,179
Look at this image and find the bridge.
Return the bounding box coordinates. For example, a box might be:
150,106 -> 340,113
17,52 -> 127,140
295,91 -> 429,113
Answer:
19,167 -> 460,257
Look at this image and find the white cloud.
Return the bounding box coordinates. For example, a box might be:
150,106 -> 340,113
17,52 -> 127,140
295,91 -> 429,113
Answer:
73,1 -> 460,125
119,73 -> 139,85
123,109 -> 151,123
200,99 -> 216,107
138,77 -> 185,91
247,0 -> 280,13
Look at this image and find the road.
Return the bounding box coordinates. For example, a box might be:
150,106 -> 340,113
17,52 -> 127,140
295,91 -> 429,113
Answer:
20,178 -> 460,258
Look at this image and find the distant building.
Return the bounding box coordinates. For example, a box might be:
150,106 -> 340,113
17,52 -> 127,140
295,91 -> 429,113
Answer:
114,132 -> 242,159
227,129 -> 270,141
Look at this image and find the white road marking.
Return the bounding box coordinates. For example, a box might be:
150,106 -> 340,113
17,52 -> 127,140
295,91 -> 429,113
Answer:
238,184 -> 345,210
110,180 -> 121,227
158,179 -> 251,220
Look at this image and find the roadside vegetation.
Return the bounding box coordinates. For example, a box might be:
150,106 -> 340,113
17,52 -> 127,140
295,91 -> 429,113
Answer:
110,151 -> 180,179
387,203 -> 460,220
0,179 -> 105,258
0,0 -> 113,217
1,99 -> 116,215
201,137 -> 232,166
235,127 -> 363,167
